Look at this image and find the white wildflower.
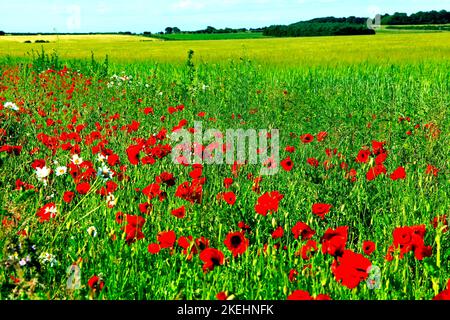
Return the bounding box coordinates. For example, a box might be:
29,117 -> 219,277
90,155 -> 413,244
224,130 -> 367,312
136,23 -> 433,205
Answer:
55,166 -> 67,176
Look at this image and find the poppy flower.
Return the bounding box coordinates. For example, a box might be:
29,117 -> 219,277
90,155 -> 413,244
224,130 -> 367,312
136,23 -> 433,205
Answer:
307,158 -> 319,168
432,215 -> 448,233
280,157 -> 294,171
216,292 -> 228,300
362,241 -> 376,255
124,215 -> 146,244
238,221 -> 251,233
356,149 -> 371,163
321,226 -> 348,257
285,146 -> 295,153
147,243 -> 161,254
171,206 -> 185,219
224,231 -> 249,257
223,177 -> 233,189
288,269 -> 298,282
366,164 -> 386,181
199,248 -> 224,272
375,153 -> 387,165
63,191 -> 75,203
300,134 -> 314,144
426,164 -> 439,177
223,191 -> 236,205
390,166 -> 406,180
390,225 -> 432,260
126,144 -> 142,165
76,182 -> 90,195
36,203 -> 57,223
331,250 -> 371,289
316,131 -> 328,142
271,226 -> 284,239
433,280 -> 450,300
139,202 -> 152,214
300,240 -> 318,260
254,191 -> 284,216
157,230 -> 176,249
312,203 -> 332,219
291,221 -> 316,240
371,141 -> 386,155
88,275 -> 105,292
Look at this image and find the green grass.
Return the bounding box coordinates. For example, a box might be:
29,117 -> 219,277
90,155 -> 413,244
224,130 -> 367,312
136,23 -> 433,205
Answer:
151,32 -> 268,41
0,33 -> 449,300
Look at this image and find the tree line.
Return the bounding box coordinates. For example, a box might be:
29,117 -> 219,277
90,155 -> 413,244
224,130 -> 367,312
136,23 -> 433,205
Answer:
381,10 -> 450,25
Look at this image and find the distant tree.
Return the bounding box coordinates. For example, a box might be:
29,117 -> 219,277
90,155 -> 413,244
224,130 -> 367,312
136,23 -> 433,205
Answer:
205,26 -> 216,34
165,27 -> 173,34
172,27 -> 181,33
143,31 -> 152,36
0,31 -> 5,36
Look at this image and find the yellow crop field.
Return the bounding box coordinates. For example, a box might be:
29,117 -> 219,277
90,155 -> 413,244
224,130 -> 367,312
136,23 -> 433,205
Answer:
1,32 -> 450,66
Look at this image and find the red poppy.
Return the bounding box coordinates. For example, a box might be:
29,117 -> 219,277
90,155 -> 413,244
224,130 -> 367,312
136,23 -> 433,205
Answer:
375,153 -> 387,165
287,290 -> 312,300
426,164 -> 439,177
432,215 -> 449,233
390,166 -> 406,180
371,141 -> 386,155
147,243 -> 161,254
76,182 -> 90,195
216,292 -> 228,300
321,226 -> 348,257
280,157 -> 294,171
271,226 -> 284,239
254,191 -> 284,216
362,241 -> 376,255
63,191 -> 75,203
291,221 -> 316,240
316,131 -> 328,142
157,230 -> 176,249
307,157 -> 319,168
366,164 -> 386,181
139,202 -> 152,214
36,203 -> 57,222
356,149 -> 371,163
224,231 -> 249,257
223,177 -> 233,189
300,240 -> 318,260
300,134 -> 314,144
171,206 -> 186,219
238,221 -> 251,233
285,146 -> 295,153
391,225 -> 432,260
223,191 -> 236,205
312,203 -> 332,219
288,269 -> 298,282
433,280 -> 450,300
331,250 -> 371,289
199,248 -> 224,272
126,144 -> 142,165
124,214 -> 146,244
88,275 -> 105,292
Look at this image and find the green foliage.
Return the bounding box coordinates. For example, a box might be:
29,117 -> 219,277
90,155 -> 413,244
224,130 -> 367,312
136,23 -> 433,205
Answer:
381,10 -> 450,25
264,22 -> 375,37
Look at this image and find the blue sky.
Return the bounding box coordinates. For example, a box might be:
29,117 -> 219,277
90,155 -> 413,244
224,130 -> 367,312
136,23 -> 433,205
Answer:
1,0 -> 449,33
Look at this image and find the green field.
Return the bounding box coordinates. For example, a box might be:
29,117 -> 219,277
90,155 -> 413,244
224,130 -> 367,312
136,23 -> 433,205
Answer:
0,32 -> 449,300
1,32 -> 450,66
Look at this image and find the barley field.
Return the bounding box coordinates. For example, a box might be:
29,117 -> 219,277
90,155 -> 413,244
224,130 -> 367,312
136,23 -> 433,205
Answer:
0,32 -> 449,300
